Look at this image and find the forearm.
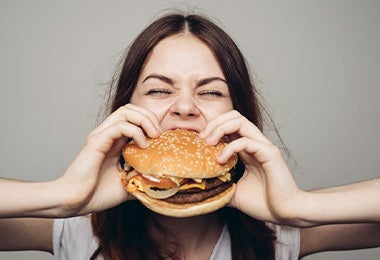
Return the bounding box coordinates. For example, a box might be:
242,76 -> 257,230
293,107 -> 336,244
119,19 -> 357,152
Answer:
0,218 -> 53,252
0,177 -> 67,218
297,178 -> 380,226
300,222 -> 380,256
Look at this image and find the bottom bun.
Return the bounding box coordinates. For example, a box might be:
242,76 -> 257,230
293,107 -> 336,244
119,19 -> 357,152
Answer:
131,184 -> 236,218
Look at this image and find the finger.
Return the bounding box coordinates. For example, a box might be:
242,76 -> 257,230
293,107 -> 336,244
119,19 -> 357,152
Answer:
218,137 -> 281,167
200,110 -> 241,138
91,104 -> 162,139
201,111 -> 270,146
86,120 -> 150,154
123,104 -> 162,134
203,117 -> 249,145
101,104 -> 161,136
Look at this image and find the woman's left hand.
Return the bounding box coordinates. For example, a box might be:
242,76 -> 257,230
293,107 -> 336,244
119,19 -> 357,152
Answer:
200,110 -> 305,225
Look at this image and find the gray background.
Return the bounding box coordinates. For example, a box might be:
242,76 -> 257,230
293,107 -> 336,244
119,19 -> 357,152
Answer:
1,0 -> 379,259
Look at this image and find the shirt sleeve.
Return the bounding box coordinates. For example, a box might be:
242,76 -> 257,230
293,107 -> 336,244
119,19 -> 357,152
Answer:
53,215 -> 99,260
269,224 -> 300,260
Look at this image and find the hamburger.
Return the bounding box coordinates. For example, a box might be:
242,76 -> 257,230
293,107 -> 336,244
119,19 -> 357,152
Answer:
120,129 -> 238,218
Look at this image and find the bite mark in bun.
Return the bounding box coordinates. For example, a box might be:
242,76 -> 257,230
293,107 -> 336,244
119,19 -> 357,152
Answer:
120,129 -> 238,218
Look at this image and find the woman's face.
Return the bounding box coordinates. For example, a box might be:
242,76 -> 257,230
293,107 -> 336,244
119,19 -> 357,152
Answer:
130,34 -> 233,132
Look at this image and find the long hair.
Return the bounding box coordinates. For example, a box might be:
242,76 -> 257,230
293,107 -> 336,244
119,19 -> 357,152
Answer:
91,13 -> 276,260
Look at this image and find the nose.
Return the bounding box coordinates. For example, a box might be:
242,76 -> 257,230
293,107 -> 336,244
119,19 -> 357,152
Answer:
170,92 -> 200,119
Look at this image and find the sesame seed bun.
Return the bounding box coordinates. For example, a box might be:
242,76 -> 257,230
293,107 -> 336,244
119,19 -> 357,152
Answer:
122,129 -> 237,179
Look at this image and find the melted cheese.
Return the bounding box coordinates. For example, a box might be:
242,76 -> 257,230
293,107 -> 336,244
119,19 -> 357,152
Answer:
217,172 -> 231,182
179,181 -> 206,190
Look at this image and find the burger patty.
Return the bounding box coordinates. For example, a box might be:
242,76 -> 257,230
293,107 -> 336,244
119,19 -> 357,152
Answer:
163,181 -> 232,204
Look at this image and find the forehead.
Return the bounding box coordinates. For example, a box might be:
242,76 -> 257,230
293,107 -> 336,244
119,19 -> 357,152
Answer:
140,34 -> 224,79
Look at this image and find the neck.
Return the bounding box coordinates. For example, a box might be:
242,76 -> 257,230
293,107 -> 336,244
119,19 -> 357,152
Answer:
148,211 -> 223,259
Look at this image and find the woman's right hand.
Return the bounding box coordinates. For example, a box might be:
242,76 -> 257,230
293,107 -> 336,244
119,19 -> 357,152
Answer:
55,104 -> 162,217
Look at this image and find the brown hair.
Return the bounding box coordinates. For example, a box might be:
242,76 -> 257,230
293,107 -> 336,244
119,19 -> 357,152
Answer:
91,13 -> 276,260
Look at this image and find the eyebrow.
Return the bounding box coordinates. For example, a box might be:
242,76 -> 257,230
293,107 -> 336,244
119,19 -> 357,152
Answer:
142,73 -> 227,87
197,77 -> 227,87
142,74 -> 174,85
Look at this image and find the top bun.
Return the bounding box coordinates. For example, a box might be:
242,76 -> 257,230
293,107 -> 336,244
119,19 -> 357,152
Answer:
122,129 -> 237,179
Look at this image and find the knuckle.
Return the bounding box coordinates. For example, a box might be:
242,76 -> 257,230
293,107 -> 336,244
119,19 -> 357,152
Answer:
123,103 -> 133,110
86,129 -> 98,143
84,133 -> 98,148
117,104 -> 131,115
117,120 -> 126,128
268,144 -> 281,157
116,105 -> 126,113
230,110 -> 241,117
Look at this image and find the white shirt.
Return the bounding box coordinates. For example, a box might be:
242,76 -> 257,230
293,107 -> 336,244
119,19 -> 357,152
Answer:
53,216 -> 300,260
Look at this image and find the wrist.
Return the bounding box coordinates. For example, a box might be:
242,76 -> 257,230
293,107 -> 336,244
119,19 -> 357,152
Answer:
286,190 -> 323,227
270,189 -> 316,227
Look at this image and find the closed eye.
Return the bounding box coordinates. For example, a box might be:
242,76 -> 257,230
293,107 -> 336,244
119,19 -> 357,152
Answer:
198,90 -> 224,97
144,88 -> 173,97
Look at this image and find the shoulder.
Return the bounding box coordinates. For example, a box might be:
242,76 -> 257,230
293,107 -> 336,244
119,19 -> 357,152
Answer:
53,215 -> 99,259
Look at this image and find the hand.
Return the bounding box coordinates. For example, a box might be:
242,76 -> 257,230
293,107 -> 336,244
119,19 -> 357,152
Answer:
200,110 -> 305,225
56,104 -> 162,216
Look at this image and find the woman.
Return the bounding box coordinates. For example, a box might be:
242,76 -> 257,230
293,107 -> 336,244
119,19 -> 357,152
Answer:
1,12 -> 380,260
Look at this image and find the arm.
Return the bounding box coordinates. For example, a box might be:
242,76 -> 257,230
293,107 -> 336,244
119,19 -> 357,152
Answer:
0,218 -> 53,253
0,145 -> 132,218
0,146 -> 129,218
297,178 -> 380,225
0,178 -> 72,218
300,223 -> 380,257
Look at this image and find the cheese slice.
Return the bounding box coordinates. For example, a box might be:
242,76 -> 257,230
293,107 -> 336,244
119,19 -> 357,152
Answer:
179,181 -> 206,190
